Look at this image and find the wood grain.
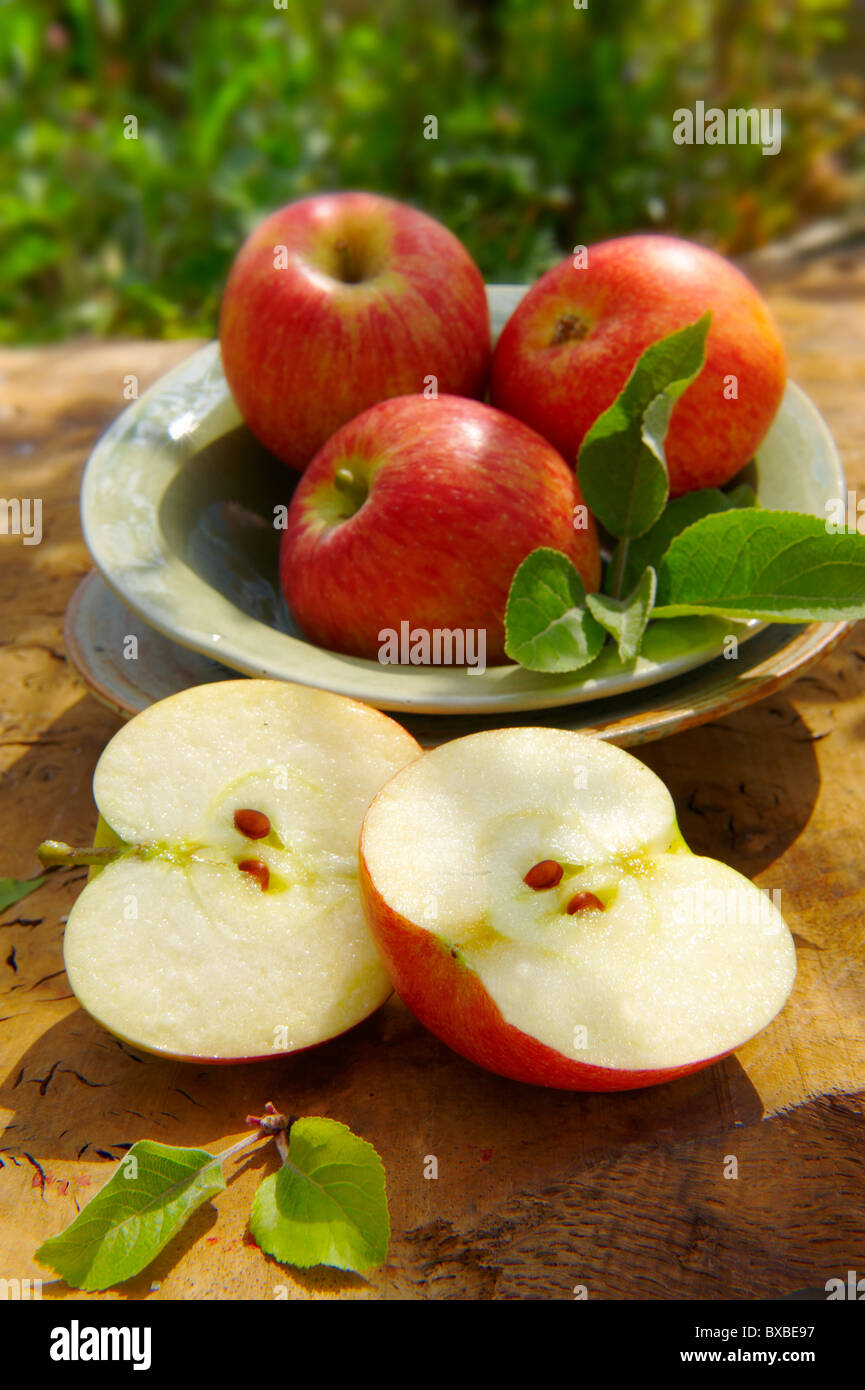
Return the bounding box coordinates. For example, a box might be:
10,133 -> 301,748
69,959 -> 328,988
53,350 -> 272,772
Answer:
1,256 -> 864,1300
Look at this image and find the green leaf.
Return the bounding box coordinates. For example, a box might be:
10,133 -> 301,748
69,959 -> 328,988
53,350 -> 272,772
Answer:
35,1141 -> 225,1291
0,875 -> 46,915
654,510 -> 865,621
587,567 -> 657,662
504,548 -> 606,673
614,484 -> 758,595
0,232 -> 62,284
249,1118 -> 389,1273
725,483 -> 759,509
578,314 -> 712,540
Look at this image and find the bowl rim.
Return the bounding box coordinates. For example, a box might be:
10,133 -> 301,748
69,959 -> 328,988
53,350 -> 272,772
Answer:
79,287 -> 846,716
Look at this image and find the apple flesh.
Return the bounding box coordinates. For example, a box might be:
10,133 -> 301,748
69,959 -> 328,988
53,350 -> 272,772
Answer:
490,234 -> 787,497
280,393 -> 601,665
359,728 -> 797,1090
60,680 -> 421,1062
219,191 -> 491,470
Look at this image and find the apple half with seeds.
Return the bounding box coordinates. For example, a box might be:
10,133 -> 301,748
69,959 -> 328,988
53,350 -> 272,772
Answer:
55,681 -> 421,1062
359,728 -> 797,1090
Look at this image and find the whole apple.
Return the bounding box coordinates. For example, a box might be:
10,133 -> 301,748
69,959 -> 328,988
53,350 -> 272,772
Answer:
219,191 -> 491,470
490,234 -> 787,496
280,394 -> 601,666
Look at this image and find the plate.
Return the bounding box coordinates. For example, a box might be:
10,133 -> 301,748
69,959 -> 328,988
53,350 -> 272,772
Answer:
65,569 -> 851,749
79,286 -> 846,715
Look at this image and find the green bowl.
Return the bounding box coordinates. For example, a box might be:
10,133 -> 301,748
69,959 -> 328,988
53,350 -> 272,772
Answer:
80,286 -> 845,716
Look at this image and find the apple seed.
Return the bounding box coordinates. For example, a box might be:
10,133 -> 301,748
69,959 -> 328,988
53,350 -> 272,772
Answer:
524,860 -> 564,890
234,808 -> 271,840
238,858 -> 270,891
566,891 -> 604,915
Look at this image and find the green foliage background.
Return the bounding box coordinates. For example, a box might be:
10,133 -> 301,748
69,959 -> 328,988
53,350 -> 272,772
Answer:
2,0 -> 863,341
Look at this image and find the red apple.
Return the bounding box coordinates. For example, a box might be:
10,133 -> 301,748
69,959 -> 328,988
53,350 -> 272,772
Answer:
490,234 -> 787,497
279,394 -> 601,666
359,728 -> 797,1091
219,191 -> 491,470
55,680 -> 422,1062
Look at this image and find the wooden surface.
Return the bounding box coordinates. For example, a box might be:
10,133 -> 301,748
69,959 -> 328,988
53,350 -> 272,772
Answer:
1,252 -> 864,1301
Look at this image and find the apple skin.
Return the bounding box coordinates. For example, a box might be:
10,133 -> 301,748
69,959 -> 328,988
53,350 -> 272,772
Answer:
219,191 -> 491,470
358,854 -> 728,1091
489,234 -> 787,497
79,1012 -> 377,1069
280,393 -> 601,665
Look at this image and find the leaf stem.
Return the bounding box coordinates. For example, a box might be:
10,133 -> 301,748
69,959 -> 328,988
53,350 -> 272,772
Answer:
608,540 -> 630,600
199,1130 -> 268,1177
195,1104 -> 291,1179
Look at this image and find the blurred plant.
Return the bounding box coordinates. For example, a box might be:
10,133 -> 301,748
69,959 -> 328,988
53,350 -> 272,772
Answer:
0,0 -> 862,342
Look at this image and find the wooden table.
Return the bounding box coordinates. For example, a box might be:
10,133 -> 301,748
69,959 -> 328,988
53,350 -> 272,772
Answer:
2,251 -> 864,1301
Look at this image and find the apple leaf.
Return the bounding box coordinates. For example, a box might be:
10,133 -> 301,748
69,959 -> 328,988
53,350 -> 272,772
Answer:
34,1141 -> 226,1291
504,548 -> 606,673
586,567 -> 657,662
578,313 -> 712,541
248,1118 -> 389,1273
725,483 -> 759,509
613,484 -> 758,596
0,874 -> 46,916
653,509 -> 865,621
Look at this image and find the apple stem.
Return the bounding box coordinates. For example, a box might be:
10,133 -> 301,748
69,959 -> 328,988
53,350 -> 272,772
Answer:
246,1101 -> 290,1135
200,1104 -> 294,1178
249,1101 -> 294,1164
333,466 -> 368,513
37,839 -> 122,869
333,237 -> 362,284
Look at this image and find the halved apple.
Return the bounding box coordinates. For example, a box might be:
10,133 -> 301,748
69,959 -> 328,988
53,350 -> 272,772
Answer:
59,681 -> 421,1062
359,728 -> 797,1090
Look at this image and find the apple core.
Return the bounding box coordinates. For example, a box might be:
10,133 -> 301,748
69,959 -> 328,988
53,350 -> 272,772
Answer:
360,727 -> 798,1089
